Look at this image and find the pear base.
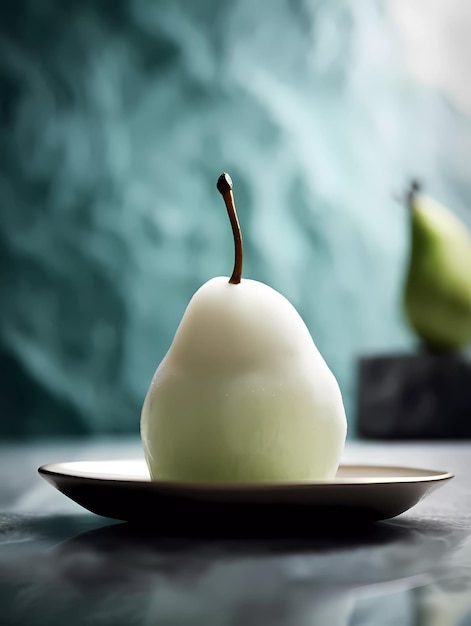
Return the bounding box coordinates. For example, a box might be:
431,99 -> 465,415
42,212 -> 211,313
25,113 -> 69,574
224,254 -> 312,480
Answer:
357,352 -> 471,439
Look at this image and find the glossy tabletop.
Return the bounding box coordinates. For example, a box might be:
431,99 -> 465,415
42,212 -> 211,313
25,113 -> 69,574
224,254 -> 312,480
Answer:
0,439 -> 470,625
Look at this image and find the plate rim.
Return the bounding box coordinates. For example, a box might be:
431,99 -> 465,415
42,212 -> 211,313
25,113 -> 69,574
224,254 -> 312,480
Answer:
38,460 -> 455,490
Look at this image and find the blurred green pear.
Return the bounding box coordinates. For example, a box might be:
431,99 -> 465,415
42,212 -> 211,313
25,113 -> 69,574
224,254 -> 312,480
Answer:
405,183 -> 471,353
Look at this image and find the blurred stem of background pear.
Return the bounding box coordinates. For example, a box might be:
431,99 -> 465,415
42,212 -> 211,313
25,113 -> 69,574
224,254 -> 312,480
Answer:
2,0 -> 471,438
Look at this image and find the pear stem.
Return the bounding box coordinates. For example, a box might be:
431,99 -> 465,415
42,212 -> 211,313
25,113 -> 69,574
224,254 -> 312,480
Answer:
217,172 -> 243,284
407,180 -> 421,210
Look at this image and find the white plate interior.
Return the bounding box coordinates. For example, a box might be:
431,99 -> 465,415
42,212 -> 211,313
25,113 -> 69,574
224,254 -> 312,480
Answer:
40,459 -> 453,486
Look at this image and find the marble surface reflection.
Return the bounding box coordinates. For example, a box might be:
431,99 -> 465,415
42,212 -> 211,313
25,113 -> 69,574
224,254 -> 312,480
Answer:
0,440 -> 470,625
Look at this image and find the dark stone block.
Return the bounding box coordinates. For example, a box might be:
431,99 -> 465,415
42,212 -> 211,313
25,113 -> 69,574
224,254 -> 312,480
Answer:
357,353 -> 471,439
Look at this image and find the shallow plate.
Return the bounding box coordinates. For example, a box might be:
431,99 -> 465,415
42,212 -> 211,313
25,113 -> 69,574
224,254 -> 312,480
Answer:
38,459 -> 453,528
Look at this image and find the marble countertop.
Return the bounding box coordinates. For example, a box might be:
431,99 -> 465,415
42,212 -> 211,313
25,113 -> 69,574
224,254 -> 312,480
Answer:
0,439 -> 470,625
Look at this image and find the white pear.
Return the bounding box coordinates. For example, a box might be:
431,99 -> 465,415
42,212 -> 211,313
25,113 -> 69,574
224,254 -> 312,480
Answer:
141,173 -> 347,483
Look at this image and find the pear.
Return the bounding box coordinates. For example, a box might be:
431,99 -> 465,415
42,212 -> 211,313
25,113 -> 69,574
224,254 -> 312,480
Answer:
141,173 -> 347,483
404,182 -> 471,353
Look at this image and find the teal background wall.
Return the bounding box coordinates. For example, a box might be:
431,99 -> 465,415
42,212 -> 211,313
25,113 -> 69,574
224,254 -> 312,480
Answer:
1,0 -> 471,437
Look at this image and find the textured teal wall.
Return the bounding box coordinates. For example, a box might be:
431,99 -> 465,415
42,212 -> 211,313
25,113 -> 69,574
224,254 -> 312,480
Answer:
1,0 -> 470,437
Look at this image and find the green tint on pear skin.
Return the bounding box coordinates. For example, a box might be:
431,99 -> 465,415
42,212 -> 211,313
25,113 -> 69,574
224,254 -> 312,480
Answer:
140,173 -> 347,483
405,182 -> 471,353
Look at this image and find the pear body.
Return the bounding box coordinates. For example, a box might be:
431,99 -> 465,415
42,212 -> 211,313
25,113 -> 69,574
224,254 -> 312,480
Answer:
141,277 -> 347,483
405,193 -> 471,352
